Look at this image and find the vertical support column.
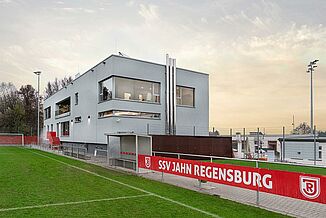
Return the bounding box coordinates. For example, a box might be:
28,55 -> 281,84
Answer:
256,160 -> 260,205
172,58 -> 177,135
282,126 -> 285,162
21,134 -> 24,147
165,54 -> 177,135
314,125 -> 317,165
107,136 -> 110,164
165,54 -> 170,135
257,128 -> 260,159
136,135 -> 139,173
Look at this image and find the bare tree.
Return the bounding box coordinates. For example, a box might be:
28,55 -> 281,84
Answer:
44,76 -> 73,99
292,122 -> 311,135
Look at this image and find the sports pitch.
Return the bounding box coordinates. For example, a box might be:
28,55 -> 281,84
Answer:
0,147 -> 288,217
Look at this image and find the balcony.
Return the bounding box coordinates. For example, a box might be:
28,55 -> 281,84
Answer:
55,110 -> 71,119
55,97 -> 71,119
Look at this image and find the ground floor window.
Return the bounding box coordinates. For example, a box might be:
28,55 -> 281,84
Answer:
61,121 -> 70,136
98,109 -> 160,119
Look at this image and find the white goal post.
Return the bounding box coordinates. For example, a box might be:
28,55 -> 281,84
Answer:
0,133 -> 24,146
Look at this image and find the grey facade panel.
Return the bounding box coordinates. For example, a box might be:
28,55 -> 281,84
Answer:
43,55 -> 209,145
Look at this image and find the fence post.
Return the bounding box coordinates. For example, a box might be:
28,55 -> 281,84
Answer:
177,153 -> 180,159
314,125 -> 317,165
282,126 -> 285,162
257,128 -> 260,159
256,160 -> 260,205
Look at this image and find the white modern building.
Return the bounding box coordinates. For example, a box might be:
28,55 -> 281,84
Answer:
43,54 -> 209,151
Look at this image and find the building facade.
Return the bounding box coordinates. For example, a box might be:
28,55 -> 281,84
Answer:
43,54 -> 209,148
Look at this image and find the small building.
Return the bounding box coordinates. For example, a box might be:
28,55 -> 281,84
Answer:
43,54 -> 209,152
279,136 -> 326,165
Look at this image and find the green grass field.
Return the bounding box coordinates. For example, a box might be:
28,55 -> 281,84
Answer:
211,159 -> 326,175
0,146 -> 288,218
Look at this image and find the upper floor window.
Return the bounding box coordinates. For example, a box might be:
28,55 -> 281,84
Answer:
99,76 -> 160,103
176,86 -> 195,107
115,77 -> 160,103
75,93 -> 79,105
44,107 -> 51,119
99,78 -> 112,102
55,97 -> 71,117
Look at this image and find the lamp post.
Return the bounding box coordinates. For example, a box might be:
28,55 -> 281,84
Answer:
306,60 -> 318,134
33,71 -> 41,146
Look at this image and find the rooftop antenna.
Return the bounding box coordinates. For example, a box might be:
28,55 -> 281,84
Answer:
292,114 -> 295,132
118,52 -> 129,57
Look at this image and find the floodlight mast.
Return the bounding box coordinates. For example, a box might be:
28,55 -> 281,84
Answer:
306,60 -> 318,134
33,71 -> 41,146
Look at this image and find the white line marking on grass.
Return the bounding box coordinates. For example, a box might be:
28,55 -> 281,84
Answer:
26,149 -> 220,218
0,194 -> 152,212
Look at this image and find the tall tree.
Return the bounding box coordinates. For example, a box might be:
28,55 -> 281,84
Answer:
0,83 -> 42,135
19,85 -> 40,135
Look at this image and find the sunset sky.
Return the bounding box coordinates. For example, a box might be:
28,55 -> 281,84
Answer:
1,0 -> 325,131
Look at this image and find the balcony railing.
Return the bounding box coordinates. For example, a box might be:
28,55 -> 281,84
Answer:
55,110 -> 71,118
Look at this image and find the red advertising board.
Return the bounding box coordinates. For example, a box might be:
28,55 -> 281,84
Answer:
138,155 -> 326,204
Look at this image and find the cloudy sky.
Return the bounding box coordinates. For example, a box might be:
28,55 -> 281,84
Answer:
1,0 -> 325,131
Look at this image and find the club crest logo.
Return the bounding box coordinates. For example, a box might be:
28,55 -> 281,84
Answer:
145,156 -> 151,169
300,176 -> 320,199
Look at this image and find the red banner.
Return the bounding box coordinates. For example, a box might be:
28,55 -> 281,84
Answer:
138,155 -> 326,204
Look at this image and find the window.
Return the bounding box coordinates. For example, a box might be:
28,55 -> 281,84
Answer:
51,124 -> 53,132
61,121 -> 69,136
55,97 -> 71,116
99,78 -> 113,102
115,77 -> 160,103
44,107 -> 51,119
75,116 -> 82,123
319,151 -> 322,159
75,93 -> 79,105
98,110 -> 160,119
176,86 -> 194,107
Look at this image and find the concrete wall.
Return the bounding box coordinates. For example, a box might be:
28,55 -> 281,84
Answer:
43,55 -> 209,146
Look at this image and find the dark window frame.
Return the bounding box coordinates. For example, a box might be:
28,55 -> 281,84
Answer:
176,85 -> 195,107
98,109 -> 161,120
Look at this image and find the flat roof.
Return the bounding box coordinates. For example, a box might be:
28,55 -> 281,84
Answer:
105,132 -> 151,138
45,54 -> 208,101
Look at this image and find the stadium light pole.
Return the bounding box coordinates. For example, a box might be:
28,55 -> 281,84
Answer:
306,60 -> 318,134
33,71 -> 41,146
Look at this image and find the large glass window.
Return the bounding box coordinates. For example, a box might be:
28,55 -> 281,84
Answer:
115,77 -> 160,103
55,97 -> 71,116
60,121 -> 69,136
99,78 -> 113,102
44,106 -> 51,119
176,86 -> 195,107
98,110 -> 160,119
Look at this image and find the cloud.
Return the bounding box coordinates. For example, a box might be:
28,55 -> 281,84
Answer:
60,7 -> 95,13
138,4 -> 159,22
0,0 -> 12,3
